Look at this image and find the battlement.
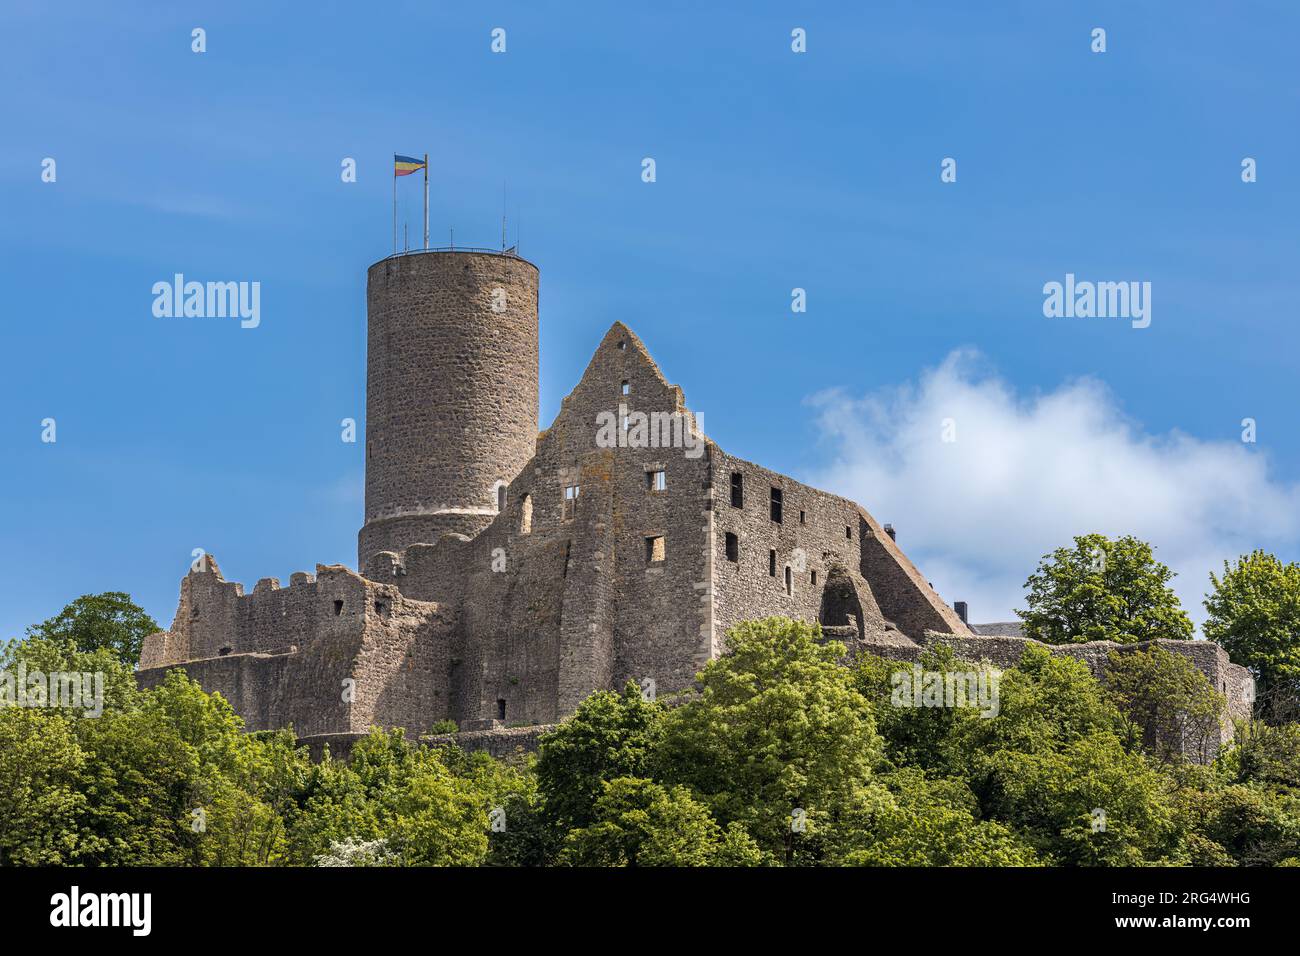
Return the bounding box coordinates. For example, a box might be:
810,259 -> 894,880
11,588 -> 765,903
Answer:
139,555 -> 455,738
141,556 -> 430,666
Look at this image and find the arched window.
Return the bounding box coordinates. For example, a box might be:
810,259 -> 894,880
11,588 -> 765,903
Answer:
520,494 -> 532,534
495,482 -> 507,512
784,565 -> 793,595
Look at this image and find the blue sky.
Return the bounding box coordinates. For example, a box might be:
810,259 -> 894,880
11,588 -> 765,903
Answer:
3,1 -> 1298,639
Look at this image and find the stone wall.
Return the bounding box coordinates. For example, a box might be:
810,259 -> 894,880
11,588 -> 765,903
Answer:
712,450 -> 884,645
424,724 -> 555,759
857,629 -> 1256,756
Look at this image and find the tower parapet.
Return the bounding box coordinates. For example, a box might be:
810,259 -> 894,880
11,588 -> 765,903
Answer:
359,249 -> 540,564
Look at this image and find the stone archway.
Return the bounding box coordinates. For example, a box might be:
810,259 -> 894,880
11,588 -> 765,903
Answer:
819,564 -> 865,640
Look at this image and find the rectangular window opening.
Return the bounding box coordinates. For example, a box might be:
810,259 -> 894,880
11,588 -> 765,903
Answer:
333,599 -> 344,616
497,699 -> 507,721
646,536 -> 666,563
648,469 -> 666,492
769,549 -> 777,577
730,472 -> 743,508
770,487 -> 783,523
725,532 -> 739,563
563,484 -> 581,520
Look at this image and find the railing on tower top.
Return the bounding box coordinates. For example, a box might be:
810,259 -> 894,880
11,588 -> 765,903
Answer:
380,246 -> 522,262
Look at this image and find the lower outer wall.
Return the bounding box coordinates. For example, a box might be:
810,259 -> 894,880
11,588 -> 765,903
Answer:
857,632 -> 1254,756
298,726 -> 555,762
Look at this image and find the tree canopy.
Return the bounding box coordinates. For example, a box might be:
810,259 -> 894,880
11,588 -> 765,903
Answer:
1019,533 -> 1193,645
2,595 -> 1297,867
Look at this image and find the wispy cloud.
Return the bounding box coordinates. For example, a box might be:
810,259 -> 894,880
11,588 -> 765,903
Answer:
805,350 -> 1300,629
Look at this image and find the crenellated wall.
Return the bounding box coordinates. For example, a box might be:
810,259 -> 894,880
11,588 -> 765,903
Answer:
138,559 -> 452,738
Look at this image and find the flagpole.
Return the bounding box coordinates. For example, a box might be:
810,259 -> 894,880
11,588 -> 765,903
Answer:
392,158 -> 397,255
423,153 -> 429,250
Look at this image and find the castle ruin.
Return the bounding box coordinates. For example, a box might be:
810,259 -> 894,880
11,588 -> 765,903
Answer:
138,249 -> 1253,757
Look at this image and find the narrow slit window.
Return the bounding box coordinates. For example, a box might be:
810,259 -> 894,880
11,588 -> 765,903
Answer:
725,532 -> 738,563
646,536 -> 665,563
811,570 -> 817,585
799,510 -> 806,524
770,487 -> 783,523
496,483 -> 507,512
769,549 -> 777,577
563,540 -> 572,578
563,484 -> 581,520
520,495 -> 533,534
730,472 -> 744,508
846,525 -> 852,539
497,699 -> 507,721
784,566 -> 793,595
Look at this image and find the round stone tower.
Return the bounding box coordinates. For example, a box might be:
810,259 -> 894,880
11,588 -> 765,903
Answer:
359,249 -> 539,564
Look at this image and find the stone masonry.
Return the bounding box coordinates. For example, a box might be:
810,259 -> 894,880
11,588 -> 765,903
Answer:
137,248 -> 1254,758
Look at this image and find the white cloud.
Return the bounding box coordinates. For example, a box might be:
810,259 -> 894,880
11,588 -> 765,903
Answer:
803,350 -> 1300,630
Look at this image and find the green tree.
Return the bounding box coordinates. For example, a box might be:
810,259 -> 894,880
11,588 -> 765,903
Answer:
287,729 -> 501,867
836,770 -> 1040,867
534,682 -> 663,833
1,632 -> 140,715
384,764 -> 491,866
656,617 -> 882,865
1226,721 -> 1300,793
947,644 -> 1125,775
945,645 -> 1177,865
853,646 -> 994,776
558,777 -> 761,866
1204,551 -> 1300,720
980,732 -> 1177,865
1020,534 -> 1193,645
24,592 -> 158,667
1176,784 -> 1300,867
0,708 -> 92,865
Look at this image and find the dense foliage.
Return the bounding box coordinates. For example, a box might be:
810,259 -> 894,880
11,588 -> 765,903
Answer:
3,557 -> 1299,866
